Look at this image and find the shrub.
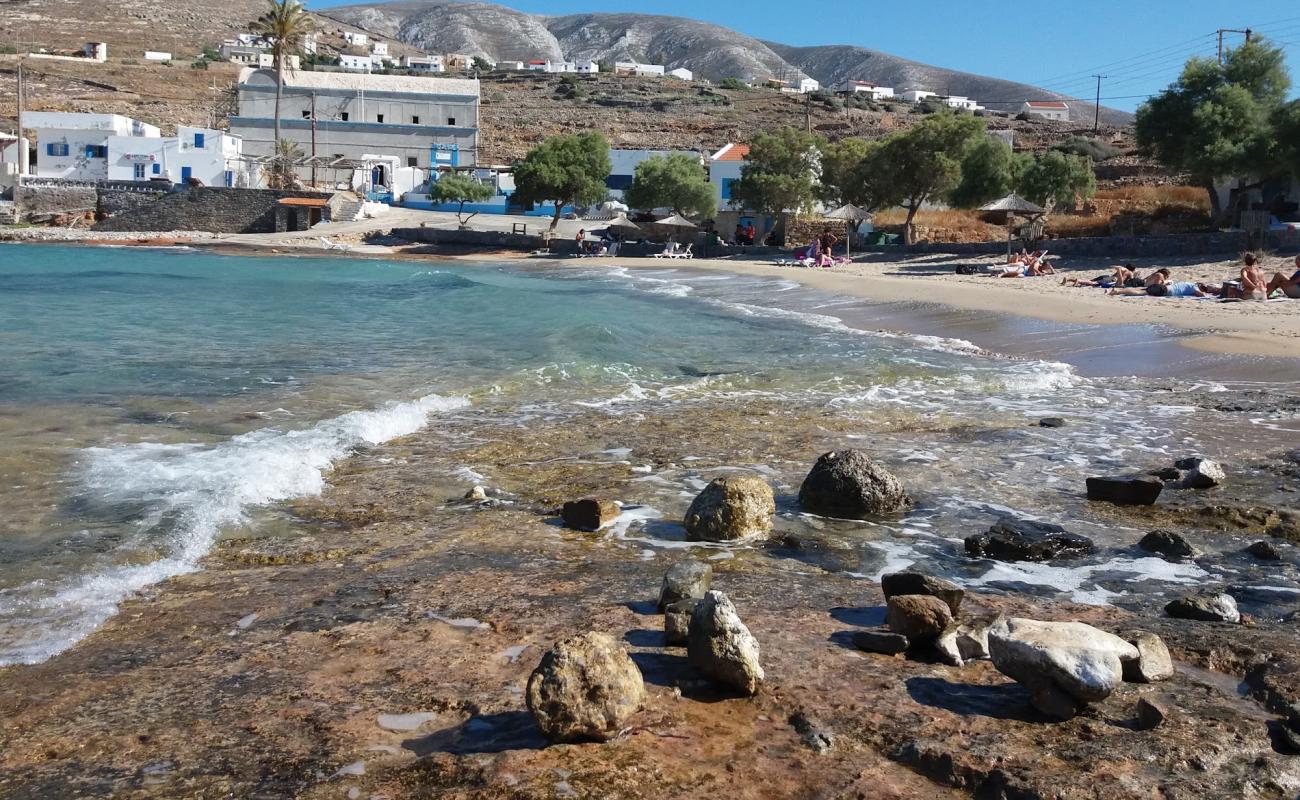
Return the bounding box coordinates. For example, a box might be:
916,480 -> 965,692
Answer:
190,59 -> 209,70
1053,136 -> 1121,161
719,77 -> 749,91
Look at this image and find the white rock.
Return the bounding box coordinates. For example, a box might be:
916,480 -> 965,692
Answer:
989,617 -> 1138,704
688,591 -> 764,695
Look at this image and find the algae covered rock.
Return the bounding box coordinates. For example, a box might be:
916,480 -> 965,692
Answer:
684,476 -> 775,541
526,632 -> 645,743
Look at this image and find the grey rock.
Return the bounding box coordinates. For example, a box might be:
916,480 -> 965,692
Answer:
947,613 -> 1004,662
1086,476 -> 1163,506
688,591 -> 764,695
1031,681 -> 1081,722
965,517 -> 1095,562
988,617 -> 1139,712
1135,697 -> 1169,730
1038,417 -> 1066,428
1247,540 -> 1281,561
881,571 -> 963,616
1138,530 -> 1200,560
657,560 -> 713,611
798,449 -> 910,519
683,476 -> 774,542
1165,593 -> 1240,623
851,629 -> 909,655
1174,457 -> 1226,489
526,632 -> 646,743
561,498 -> 620,532
885,595 -> 952,645
464,485 -> 489,502
663,598 -> 697,646
789,711 -> 834,753
1120,631 -> 1174,683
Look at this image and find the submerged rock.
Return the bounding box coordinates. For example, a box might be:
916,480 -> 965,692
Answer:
688,591 -> 764,695
1086,476 -> 1163,506
663,599 -> 698,646
798,450 -> 910,519
526,632 -> 646,743
988,617 -> 1139,719
965,517 -> 1095,562
851,629 -> 909,655
1038,417 -> 1065,428
1176,457 -> 1226,489
657,560 -> 713,611
1120,631 -> 1174,683
1165,593 -> 1240,623
561,499 -> 620,532
881,571 -> 963,616
683,476 -> 775,541
886,595 -> 952,645
1138,530 -> 1200,560
1247,540 -> 1281,561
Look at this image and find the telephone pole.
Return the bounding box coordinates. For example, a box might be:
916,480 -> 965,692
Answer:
1217,28 -> 1253,64
1092,74 -> 1105,134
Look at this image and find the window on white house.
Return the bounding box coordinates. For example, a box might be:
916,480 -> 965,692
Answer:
134,163 -> 146,179
377,114 -> 384,123
302,110 -> 311,119
447,117 -> 456,126
47,143 -> 70,157
340,112 -> 349,121
407,157 -> 417,167
412,115 -> 420,124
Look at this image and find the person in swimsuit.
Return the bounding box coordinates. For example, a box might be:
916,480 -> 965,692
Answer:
1267,255 -> 1300,299
1222,253 -> 1268,300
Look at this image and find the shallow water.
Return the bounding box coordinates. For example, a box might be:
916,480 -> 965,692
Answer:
1,244 -> 1299,665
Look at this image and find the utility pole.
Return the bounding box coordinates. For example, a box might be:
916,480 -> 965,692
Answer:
1217,28 -> 1253,64
805,92 -> 812,133
14,58 -> 25,220
1092,74 -> 1105,134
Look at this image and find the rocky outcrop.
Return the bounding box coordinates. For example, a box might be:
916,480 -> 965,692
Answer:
885,595 -> 952,645
988,617 -> 1139,720
561,498 -> 620,532
526,632 -> 646,743
1138,530 -> 1200,559
881,572 -> 963,616
683,476 -> 775,541
1086,476 -> 1163,506
798,450 -> 910,519
1165,593 -> 1240,623
965,518 -> 1095,562
688,591 -> 764,695
657,560 -> 713,611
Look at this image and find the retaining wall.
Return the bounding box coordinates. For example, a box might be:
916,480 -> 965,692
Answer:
93,187 -> 332,234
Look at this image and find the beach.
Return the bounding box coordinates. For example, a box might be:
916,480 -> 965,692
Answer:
1,242 -> 1299,798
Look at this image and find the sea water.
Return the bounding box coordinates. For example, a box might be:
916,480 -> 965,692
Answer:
1,243 -> 1298,665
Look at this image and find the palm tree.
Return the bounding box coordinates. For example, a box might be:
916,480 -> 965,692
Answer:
249,0 -> 315,147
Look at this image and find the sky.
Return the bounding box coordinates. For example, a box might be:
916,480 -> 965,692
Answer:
308,0 -> 1300,112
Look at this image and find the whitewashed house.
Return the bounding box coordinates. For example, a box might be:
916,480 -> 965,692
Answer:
943,96 -> 982,111
526,60 -> 549,72
614,61 -> 665,77
22,112 -> 160,181
901,89 -> 936,103
403,55 -> 444,72
499,61 -> 525,71
708,142 -> 749,208
143,51 -> 172,62
797,77 -> 820,94
1020,101 -> 1070,121
303,33 -> 318,56
606,148 -> 702,201
107,126 -> 253,187
343,32 -> 369,47
84,42 -> 107,62
340,54 -> 372,72
575,61 -> 600,74
668,67 -> 693,81
371,42 -> 389,58
837,81 -> 893,100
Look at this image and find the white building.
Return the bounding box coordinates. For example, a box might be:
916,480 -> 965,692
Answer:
403,55 -> 444,72
343,31 -> 369,47
107,126 -> 254,187
575,61 -> 600,74
943,96 -> 982,112
797,77 -> 820,94
230,68 -> 481,182
303,33 -> 318,56
837,81 -> 893,100
370,53 -> 392,70
901,90 -> 936,103
1021,101 -> 1070,121
143,51 -> 172,62
606,149 -> 702,202
22,112 -> 161,181
614,61 -> 665,77
709,142 -> 749,208
668,67 -> 693,81
371,42 -> 389,58
84,42 -> 107,62
526,60 -> 549,72
340,54 -> 372,72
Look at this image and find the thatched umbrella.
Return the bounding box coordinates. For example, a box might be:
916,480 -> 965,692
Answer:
823,203 -> 873,257
604,214 -> 642,236
979,194 -> 1046,260
652,213 -> 698,247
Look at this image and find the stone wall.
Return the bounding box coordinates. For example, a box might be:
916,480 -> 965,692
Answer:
15,183 -> 98,222
98,185 -> 170,218
93,187 -> 333,234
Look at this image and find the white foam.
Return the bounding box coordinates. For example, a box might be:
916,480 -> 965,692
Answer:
0,393 -> 468,667
966,556 -> 1207,606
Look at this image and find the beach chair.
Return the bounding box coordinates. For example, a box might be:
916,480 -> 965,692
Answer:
318,237 -> 351,252
652,242 -> 677,259
668,244 -> 693,260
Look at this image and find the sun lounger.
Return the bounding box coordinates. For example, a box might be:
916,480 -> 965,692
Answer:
651,243 -> 678,259
318,237 -> 351,252
667,244 -> 693,260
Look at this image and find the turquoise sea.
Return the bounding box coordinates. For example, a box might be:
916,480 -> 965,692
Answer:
2,243 -> 1298,665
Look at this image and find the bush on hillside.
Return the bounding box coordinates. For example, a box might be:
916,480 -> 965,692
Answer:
1053,136 -> 1121,161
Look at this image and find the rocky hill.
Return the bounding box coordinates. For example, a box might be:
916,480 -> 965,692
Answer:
323,0 -> 1130,124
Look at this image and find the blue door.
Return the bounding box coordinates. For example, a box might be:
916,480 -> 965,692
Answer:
181,166 -> 192,183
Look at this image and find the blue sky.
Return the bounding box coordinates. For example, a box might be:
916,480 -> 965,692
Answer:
308,1 -> 1300,112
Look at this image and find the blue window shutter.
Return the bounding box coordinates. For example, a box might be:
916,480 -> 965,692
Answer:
153,163 -> 161,175
46,144 -> 55,156
194,133 -> 205,149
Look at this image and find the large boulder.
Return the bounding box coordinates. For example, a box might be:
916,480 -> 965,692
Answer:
657,560 -> 713,611
965,518 -> 1095,562
885,595 -> 952,644
1165,593 -> 1240,623
1086,476 -> 1163,506
683,476 -> 775,541
526,632 -> 646,743
798,450 -> 910,519
688,591 -> 764,695
561,499 -> 620,532
1138,530 -> 1200,560
881,571 -> 964,615
988,618 -> 1139,720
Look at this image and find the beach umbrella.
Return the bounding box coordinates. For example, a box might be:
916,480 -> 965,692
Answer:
824,203 -> 873,257
652,213 -> 698,244
979,194 -> 1046,260
605,214 -> 642,235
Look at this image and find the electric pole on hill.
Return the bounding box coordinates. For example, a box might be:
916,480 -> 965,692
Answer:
1218,28 -> 1253,64
1092,75 -> 1105,134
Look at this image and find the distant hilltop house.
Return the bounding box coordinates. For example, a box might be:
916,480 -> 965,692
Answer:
1021,101 -> 1070,121
220,43 -> 300,71
26,41 -> 107,64
371,42 -> 389,58
836,81 -> 893,100
339,54 -> 372,72
900,89 -> 936,103
342,31 -> 369,47
668,67 -> 693,81
403,55 -> 445,73
143,51 -> 172,62
19,111 -> 252,187
942,95 -> 983,112
615,61 -> 665,78
527,60 -> 599,74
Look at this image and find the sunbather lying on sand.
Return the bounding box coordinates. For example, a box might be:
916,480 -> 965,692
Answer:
1267,255 -> 1300,299
1108,280 -> 1217,298
1062,263 -> 1154,288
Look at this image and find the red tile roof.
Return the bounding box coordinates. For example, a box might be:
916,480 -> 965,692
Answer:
1025,101 -> 1068,108
712,143 -> 750,162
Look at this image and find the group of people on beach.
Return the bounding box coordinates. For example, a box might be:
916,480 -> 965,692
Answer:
1068,253 -> 1300,300
998,250 -> 1056,278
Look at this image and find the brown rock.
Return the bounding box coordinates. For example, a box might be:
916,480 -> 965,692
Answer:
885,595 -> 953,645
1121,631 -> 1174,683
561,498 -> 620,532
526,632 -> 646,743
683,476 -> 775,541
1135,697 -> 1169,730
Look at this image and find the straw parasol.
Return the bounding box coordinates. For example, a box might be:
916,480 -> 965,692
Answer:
979,194 -> 1046,260
823,203 -> 873,257
651,213 -> 698,244
604,214 -> 642,236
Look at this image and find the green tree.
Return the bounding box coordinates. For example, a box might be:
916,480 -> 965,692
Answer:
729,128 -> 823,234
624,154 -> 716,217
1136,38 -> 1291,219
472,56 -> 493,73
512,132 -> 612,230
949,137 -> 1028,209
431,173 -> 495,225
857,112 -> 985,243
719,77 -> 749,91
1016,151 -> 1096,210
817,137 -> 874,206
1276,100 -> 1300,181
249,0 -> 315,148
